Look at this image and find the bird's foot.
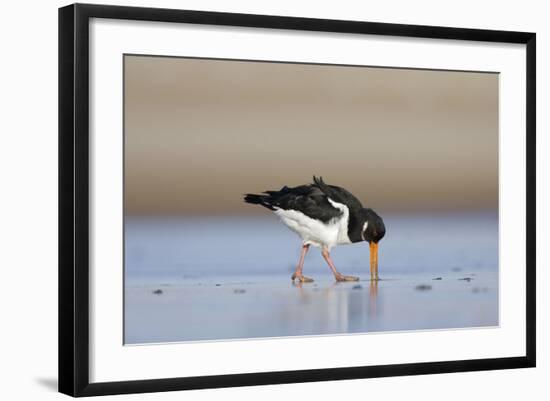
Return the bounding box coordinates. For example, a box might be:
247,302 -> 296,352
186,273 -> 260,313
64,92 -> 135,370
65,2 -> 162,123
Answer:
370,275 -> 380,281
334,273 -> 359,282
291,273 -> 314,283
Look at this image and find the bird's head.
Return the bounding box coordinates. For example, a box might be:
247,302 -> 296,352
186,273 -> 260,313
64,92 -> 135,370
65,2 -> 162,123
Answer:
361,208 -> 385,279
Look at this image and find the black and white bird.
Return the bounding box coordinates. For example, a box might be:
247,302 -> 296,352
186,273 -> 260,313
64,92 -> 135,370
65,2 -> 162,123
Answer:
244,176 -> 385,282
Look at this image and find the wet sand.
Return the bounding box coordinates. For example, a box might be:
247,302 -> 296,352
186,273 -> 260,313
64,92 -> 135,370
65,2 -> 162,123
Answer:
124,271 -> 498,344
124,213 -> 499,344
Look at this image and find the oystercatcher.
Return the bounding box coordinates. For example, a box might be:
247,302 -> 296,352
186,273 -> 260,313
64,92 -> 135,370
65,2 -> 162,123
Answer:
244,176 -> 385,282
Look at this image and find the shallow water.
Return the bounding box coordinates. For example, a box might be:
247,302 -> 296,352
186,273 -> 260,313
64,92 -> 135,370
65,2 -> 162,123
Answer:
124,213 -> 498,344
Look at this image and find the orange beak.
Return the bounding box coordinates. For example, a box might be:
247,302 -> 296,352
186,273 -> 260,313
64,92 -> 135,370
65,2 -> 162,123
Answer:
369,242 -> 379,280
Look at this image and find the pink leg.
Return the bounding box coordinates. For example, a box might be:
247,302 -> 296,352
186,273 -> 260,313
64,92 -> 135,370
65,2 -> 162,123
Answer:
291,244 -> 313,282
321,247 -> 359,282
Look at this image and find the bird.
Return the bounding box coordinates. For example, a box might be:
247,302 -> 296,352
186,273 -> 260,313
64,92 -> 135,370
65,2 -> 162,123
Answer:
244,176 -> 385,282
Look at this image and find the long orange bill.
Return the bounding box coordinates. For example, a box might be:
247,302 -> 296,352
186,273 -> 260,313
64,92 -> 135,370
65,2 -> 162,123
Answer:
369,242 -> 379,280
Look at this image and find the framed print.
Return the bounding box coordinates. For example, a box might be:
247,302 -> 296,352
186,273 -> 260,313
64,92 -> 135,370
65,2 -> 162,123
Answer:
58,3 -> 536,397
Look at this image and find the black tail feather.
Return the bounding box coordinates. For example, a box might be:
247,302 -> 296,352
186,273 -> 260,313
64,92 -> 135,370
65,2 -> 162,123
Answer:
243,193 -> 276,210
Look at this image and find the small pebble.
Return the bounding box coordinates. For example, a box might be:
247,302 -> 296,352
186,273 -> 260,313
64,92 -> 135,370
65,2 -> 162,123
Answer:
432,277 -> 442,280
152,289 -> 163,295
215,284 -> 221,287
233,289 -> 246,294
352,285 -> 363,290
415,284 -> 432,291
458,277 -> 473,282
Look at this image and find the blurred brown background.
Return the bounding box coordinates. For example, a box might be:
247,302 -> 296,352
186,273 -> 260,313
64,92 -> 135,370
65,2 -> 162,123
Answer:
124,55 -> 498,216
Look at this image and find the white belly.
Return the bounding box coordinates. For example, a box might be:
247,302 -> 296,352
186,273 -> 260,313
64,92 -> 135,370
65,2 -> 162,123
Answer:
274,201 -> 351,249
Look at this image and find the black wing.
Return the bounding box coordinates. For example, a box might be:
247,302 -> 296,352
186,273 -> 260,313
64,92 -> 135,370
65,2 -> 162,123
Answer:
244,184 -> 343,223
312,176 -> 363,212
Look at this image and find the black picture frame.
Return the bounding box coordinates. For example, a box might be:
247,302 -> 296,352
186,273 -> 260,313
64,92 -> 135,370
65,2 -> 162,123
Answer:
59,3 -> 536,397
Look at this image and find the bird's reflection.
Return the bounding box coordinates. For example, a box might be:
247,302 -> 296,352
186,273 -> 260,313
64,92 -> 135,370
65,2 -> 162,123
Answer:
286,272 -> 380,334
292,281 -> 303,289
292,280 -> 379,317
291,280 -> 314,304
369,279 -> 379,317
